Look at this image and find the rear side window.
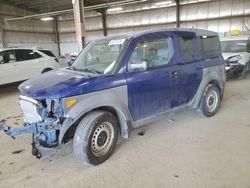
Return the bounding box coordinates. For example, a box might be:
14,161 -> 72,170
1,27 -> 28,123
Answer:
199,36 -> 221,59
39,50 -> 55,57
15,49 -> 41,61
0,50 -> 16,64
176,36 -> 196,63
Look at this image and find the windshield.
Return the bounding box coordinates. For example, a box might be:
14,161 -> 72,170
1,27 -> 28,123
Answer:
221,40 -> 249,53
71,38 -> 127,75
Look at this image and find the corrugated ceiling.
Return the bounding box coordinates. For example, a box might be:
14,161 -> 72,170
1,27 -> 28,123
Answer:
0,0 -> 130,13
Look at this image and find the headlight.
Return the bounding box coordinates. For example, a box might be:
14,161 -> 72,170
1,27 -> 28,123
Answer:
19,96 -> 42,123
227,55 -> 242,62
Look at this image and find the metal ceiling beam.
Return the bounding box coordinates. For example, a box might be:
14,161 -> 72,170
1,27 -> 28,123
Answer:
1,0 -> 40,14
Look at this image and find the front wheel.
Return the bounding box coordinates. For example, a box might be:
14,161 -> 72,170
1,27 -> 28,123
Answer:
201,84 -> 221,117
73,111 -> 118,166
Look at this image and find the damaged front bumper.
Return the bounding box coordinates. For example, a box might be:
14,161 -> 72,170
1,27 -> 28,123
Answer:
0,118 -> 60,158
225,61 -> 245,79
0,95 -> 64,159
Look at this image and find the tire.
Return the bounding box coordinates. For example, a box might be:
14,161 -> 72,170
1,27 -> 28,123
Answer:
240,63 -> 249,79
201,84 -> 221,117
73,111 -> 118,166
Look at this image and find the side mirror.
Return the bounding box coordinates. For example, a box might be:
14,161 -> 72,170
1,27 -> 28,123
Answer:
67,60 -> 74,66
128,61 -> 147,72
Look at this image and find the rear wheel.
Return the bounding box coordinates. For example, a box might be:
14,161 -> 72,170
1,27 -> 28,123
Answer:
73,111 -> 118,166
201,84 -> 221,117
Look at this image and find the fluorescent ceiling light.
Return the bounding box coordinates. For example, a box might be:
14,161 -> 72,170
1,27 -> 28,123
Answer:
40,17 -> 54,21
107,7 -> 123,13
155,1 -> 172,6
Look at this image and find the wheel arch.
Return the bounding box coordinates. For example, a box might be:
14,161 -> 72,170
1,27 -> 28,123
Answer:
41,67 -> 53,73
208,79 -> 224,100
191,78 -> 225,109
60,105 -> 130,144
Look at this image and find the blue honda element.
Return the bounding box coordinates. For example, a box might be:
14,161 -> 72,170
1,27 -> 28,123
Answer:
0,28 -> 225,165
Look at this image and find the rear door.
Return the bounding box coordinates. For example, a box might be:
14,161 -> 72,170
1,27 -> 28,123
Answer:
14,49 -> 44,80
172,31 -> 203,104
0,50 -> 18,85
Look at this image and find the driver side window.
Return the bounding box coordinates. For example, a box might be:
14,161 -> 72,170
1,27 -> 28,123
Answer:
128,37 -> 173,72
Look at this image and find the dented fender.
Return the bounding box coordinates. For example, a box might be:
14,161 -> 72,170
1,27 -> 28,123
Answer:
58,85 -> 132,144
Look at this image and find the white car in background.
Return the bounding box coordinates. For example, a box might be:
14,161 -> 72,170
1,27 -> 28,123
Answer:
0,48 -> 60,85
220,36 -> 250,79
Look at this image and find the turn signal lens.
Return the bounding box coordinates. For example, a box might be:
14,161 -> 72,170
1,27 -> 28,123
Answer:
66,99 -> 77,108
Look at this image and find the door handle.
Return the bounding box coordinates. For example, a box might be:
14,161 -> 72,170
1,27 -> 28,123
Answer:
171,71 -> 182,80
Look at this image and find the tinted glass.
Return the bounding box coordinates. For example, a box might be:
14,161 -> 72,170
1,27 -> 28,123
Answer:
39,50 -> 55,57
15,49 -> 41,61
221,40 -> 249,53
200,36 -> 221,59
176,36 -> 196,63
0,50 -> 16,64
129,38 -> 173,71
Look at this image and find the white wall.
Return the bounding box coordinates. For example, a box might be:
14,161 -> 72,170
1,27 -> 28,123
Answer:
2,0 -> 250,56
57,0 -> 250,55
0,3 -> 59,56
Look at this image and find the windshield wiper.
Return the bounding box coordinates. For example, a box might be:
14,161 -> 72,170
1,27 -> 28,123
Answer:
72,67 -> 101,74
83,68 -> 102,74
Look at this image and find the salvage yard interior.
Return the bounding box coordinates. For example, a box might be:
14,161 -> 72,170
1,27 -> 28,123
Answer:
1,77 -> 250,187
0,0 -> 250,188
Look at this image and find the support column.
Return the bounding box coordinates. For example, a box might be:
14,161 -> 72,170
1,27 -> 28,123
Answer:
72,0 -> 86,52
175,0 -> 180,28
100,9 -> 107,36
55,16 -> 61,57
0,19 -> 6,48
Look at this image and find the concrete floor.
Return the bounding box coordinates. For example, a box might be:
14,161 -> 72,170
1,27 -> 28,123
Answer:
0,77 -> 250,188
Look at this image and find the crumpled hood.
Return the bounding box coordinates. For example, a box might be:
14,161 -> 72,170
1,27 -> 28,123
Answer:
222,52 -> 250,65
19,69 -> 94,99
222,52 -> 240,60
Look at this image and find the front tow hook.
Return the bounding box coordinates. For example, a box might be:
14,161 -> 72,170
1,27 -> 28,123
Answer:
0,119 -> 37,139
0,119 -> 15,139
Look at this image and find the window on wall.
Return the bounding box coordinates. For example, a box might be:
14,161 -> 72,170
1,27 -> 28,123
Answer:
14,49 -> 41,61
129,37 -> 173,72
0,50 -> 16,64
199,36 -> 221,59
